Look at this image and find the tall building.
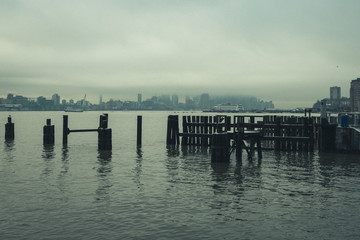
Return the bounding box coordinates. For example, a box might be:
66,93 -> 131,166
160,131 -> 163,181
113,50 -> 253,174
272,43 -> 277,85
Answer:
350,78 -> 360,112
52,93 -> 60,105
199,93 -> 210,109
138,93 -> 142,104
330,86 -> 341,101
172,94 -> 178,105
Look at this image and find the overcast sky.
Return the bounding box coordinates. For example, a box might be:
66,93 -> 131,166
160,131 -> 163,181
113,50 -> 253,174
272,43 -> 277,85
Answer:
1,0 -> 359,108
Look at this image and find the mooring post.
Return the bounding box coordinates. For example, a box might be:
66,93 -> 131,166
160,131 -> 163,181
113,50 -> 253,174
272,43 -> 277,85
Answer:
211,132 -> 230,162
63,115 -> 69,145
166,115 -> 179,145
99,114 -> 108,128
137,115 -> 142,147
43,119 -> 55,145
5,115 -> 15,140
98,128 -> 112,150
98,114 -> 112,150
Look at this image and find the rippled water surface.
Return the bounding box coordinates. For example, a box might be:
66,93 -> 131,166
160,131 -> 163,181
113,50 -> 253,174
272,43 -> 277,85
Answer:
1,111 -> 360,239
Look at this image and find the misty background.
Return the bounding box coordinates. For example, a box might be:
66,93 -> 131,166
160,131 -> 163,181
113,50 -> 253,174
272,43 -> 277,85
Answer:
1,0 -> 359,108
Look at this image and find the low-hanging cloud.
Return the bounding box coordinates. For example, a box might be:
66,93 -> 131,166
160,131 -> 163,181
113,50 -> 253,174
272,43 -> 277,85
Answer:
1,0 -> 360,108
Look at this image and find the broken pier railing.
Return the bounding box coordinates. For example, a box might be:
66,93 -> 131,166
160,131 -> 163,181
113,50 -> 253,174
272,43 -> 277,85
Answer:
62,114 -> 112,150
166,115 -> 316,161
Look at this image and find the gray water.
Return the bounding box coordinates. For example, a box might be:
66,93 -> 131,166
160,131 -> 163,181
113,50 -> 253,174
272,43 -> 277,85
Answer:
0,111 -> 359,240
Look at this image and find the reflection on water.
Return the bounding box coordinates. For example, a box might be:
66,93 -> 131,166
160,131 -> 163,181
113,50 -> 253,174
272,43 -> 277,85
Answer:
133,147 -> 144,191
96,150 -> 112,202
41,145 -> 55,177
42,145 -> 55,160
4,140 -> 15,162
166,145 -> 180,157
2,111 -> 360,240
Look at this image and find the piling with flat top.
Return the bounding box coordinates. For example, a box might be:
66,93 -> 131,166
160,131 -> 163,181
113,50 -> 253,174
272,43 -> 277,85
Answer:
43,119 -> 55,145
98,114 -> 112,150
211,132 -> 230,162
137,115 -> 142,147
5,116 -> 15,140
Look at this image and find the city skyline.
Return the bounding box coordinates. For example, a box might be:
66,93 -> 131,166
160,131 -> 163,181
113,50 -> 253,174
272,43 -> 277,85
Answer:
1,1 -> 360,108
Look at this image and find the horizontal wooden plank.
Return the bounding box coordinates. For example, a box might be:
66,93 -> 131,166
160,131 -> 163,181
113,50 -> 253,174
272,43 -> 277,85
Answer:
262,136 -> 310,142
69,129 -> 99,133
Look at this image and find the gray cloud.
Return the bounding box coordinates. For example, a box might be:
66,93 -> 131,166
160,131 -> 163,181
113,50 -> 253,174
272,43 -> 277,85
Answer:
1,0 -> 359,107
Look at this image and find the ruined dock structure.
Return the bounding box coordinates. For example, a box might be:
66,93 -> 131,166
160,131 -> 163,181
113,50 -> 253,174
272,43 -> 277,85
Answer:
167,114 -> 323,162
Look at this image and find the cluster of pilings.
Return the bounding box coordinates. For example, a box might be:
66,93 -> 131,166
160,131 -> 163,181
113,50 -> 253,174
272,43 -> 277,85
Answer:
4,114 -> 117,151
165,114 -> 339,162
4,113 -> 145,151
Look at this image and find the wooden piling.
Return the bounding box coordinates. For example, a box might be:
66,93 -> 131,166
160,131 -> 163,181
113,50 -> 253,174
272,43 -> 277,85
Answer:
98,128 -> 112,150
274,116 -> 281,150
5,116 -> 14,140
211,132 -> 230,162
166,115 -> 179,145
63,115 -> 69,145
137,115 -> 142,147
43,119 -> 55,145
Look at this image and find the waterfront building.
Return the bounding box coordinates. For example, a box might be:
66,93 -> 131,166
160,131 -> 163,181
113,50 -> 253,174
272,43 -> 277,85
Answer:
330,86 -> 341,101
350,78 -> 360,112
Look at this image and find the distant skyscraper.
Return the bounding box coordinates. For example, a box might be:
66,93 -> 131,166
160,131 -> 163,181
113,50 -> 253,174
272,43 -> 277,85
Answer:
350,78 -> 360,111
330,86 -> 341,101
52,93 -> 60,105
172,94 -> 178,105
138,93 -> 142,104
199,93 -> 210,109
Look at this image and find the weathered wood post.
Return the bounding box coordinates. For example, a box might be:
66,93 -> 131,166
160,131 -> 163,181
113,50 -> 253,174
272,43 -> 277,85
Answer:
274,116 -> 281,150
225,116 -> 231,132
63,115 -> 69,145
181,116 -> 188,145
166,115 -> 179,145
98,114 -> 112,150
137,115 -> 142,147
43,119 -> 55,145
249,116 -> 255,130
5,115 -> 15,140
319,118 -> 336,152
235,133 -> 243,162
211,132 -> 230,162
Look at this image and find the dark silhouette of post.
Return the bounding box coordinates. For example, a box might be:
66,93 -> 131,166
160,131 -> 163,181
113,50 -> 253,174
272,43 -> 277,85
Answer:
63,115 -> 69,145
98,114 -> 112,150
43,119 -> 55,145
5,115 -> 14,140
211,132 -> 230,162
137,115 -> 142,147
166,115 -> 179,145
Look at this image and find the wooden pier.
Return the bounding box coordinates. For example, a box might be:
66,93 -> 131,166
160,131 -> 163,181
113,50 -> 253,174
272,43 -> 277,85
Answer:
167,114 -> 318,161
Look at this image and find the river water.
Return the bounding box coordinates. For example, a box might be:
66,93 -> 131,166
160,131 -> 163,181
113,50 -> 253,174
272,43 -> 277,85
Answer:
0,111 -> 359,240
